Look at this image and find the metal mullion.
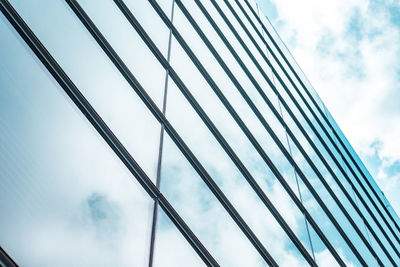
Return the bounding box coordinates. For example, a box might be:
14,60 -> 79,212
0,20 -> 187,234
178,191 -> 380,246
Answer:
256,5 -> 315,261
65,1 -> 277,265
0,246 -> 18,267
0,1 -> 218,266
225,0 -> 400,259
235,0 -> 400,253
118,0 -> 319,265
222,0 -> 399,260
159,1 -> 354,264
195,0 -> 376,264
147,1 -> 175,266
242,0 -> 400,237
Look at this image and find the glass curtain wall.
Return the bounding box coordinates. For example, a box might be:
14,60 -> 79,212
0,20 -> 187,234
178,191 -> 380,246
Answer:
1,0 -> 399,266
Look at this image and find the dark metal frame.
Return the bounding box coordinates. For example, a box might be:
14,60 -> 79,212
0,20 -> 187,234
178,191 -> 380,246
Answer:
1,0 -> 399,265
0,1 -> 218,266
148,1 -> 176,266
0,246 -> 18,267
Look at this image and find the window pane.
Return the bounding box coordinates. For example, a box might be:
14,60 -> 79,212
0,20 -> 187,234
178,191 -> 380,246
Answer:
152,207 -> 204,267
0,14 -> 152,267
163,64 -> 308,264
9,0 -> 162,183
160,134 -> 265,266
77,0 -> 170,108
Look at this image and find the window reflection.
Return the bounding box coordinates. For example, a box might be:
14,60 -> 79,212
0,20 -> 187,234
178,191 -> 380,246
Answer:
0,14 -> 152,267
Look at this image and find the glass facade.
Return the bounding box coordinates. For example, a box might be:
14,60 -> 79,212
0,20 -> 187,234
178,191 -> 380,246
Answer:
1,0 -> 399,266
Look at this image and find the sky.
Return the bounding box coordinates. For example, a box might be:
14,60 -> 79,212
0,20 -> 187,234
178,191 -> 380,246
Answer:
256,0 -> 400,216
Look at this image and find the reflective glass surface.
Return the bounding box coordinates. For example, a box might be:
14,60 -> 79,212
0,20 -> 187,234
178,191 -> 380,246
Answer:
152,208 -> 204,267
0,14 -> 152,266
9,0 -> 162,183
1,0 -> 400,265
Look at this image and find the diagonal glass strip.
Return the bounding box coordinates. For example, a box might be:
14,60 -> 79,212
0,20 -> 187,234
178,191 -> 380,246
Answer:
148,0 -> 175,266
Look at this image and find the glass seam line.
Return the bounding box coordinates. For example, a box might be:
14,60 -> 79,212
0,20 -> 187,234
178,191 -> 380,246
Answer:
236,0 -> 400,255
0,245 -> 18,267
242,0 -> 400,237
330,105 -> 374,248
66,1 -> 278,265
152,0 -> 347,264
325,100 -> 376,249
147,0 -> 175,266
333,110 -> 378,262
278,63 -> 318,263
0,1 -> 219,266
255,4 -> 316,261
119,0 -> 317,265
255,4 -> 316,260
329,105 -> 378,264
224,0 -> 400,260
194,0 -> 381,264
326,99 -> 376,253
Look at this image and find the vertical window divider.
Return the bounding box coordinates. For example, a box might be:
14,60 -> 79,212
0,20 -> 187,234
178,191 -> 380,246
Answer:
255,4 -> 316,262
0,245 -> 17,267
147,1 -> 176,266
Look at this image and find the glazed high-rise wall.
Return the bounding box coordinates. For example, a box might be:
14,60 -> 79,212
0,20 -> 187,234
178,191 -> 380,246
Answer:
1,0 -> 400,266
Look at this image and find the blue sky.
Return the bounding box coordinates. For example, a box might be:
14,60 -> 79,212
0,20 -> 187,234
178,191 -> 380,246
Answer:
256,0 -> 400,216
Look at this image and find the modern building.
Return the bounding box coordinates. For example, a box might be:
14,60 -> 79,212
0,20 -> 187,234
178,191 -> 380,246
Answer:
1,0 -> 400,266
